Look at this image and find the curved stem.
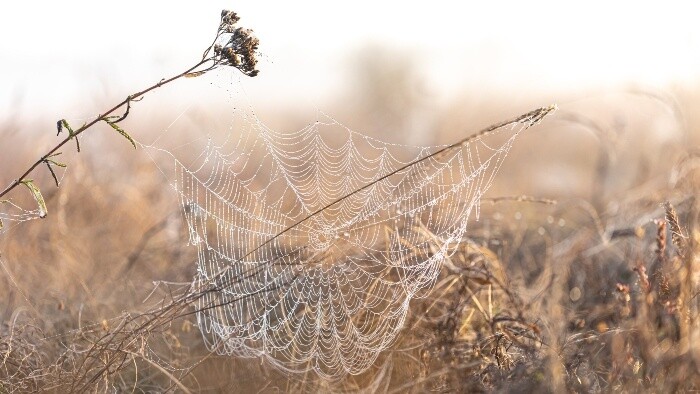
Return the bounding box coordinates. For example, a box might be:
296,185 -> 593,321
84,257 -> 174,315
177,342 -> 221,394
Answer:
0,57 -> 215,201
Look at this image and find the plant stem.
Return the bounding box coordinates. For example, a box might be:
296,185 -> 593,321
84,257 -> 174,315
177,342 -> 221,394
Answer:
0,58 -> 213,201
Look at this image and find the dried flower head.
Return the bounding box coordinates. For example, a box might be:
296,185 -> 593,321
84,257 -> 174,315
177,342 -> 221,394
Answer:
213,10 -> 260,77
220,10 -> 240,27
663,201 -> 686,255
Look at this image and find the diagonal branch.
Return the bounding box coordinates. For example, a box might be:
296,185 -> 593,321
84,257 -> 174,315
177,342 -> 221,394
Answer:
234,105 -> 557,266
0,9 -> 259,208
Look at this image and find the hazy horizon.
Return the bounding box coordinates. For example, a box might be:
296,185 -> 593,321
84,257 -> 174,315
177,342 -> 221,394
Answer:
2,1 -> 699,123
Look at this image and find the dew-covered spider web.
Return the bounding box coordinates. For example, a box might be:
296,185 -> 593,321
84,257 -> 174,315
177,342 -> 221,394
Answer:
0,201 -> 42,235
162,104 -> 555,380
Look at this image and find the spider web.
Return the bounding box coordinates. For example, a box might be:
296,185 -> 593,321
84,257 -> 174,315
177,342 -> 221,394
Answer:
0,137 -> 78,235
169,105 -> 554,380
0,201 -> 41,234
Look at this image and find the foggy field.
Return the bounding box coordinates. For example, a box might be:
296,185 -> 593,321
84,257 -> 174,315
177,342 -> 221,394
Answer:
2,3 -> 700,392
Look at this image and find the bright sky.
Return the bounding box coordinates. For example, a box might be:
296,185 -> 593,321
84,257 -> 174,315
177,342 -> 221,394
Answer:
1,1 -> 699,119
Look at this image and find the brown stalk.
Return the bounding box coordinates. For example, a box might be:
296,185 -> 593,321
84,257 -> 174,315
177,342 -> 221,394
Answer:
0,10 -> 259,204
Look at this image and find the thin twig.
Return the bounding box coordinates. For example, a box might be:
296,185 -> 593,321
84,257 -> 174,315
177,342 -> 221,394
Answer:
0,9 -> 259,205
0,58 -> 210,201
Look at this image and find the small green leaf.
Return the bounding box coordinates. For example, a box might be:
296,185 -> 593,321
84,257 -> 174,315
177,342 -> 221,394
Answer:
46,159 -> 67,168
44,161 -> 59,187
20,179 -> 47,218
59,119 -> 81,152
42,153 -> 68,187
60,119 -> 73,134
104,119 -> 137,149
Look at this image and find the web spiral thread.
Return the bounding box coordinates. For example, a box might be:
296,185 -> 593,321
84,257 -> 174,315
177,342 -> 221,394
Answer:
176,106 -> 555,379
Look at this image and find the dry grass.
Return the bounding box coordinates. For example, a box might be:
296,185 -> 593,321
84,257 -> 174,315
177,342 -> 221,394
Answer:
1,87 -> 700,392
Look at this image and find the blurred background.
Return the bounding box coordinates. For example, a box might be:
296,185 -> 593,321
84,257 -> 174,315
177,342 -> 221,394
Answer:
2,1 -> 699,199
2,1 -> 700,392
2,1 -> 699,119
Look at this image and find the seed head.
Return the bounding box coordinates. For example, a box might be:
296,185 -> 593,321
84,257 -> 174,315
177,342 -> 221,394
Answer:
214,10 -> 260,77
220,10 -> 241,27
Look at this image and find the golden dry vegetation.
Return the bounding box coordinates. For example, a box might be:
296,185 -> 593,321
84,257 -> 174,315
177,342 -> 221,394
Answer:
1,14 -> 700,392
